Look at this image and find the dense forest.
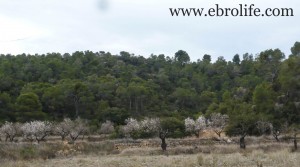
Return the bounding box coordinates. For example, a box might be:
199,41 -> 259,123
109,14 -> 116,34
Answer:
0,42 -> 299,137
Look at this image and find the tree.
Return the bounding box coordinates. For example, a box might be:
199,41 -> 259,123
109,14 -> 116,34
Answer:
0,122 -> 21,142
290,41 -> 300,57
99,120 -> 115,134
69,118 -> 89,143
16,93 -> 46,122
0,92 -> 13,122
270,121 -> 288,142
279,56 -> 300,126
54,118 -> 72,141
291,126 -> 299,150
99,107 -> 129,125
159,129 -> 168,151
184,116 -> 207,137
121,118 -> 141,138
252,82 -> 275,115
226,103 -> 258,149
160,117 -> 185,138
209,113 -> 229,137
175,50 -> 190,65
140,117 -> 160,135
172,87 -> 197,111
16,93 -> 42,113
256,49 -> 284,83
42,85 -> 66,118
121,117 -> 160,138
21,121 -> 53,143
232,54 -> 240,65
202,54 -> 211,63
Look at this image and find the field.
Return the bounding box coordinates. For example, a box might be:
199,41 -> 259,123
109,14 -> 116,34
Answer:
1,137 -> 299,167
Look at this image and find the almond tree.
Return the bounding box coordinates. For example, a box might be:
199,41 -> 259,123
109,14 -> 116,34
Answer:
21,121 -> 53,143
159,129 -> 168,151
55,118 -> 73,141
269,120 -> 289,142
140,117 -> 160,135
121,118 -> 141,138
121,117 -> 160,138
210,113 -> 229,137
184,116 -> 207,137
69,118 -> 89,143
0,122 -> 21,142
99,120 -> 115,134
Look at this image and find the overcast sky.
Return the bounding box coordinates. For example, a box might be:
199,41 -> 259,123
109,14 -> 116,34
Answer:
0,0 -> 299,61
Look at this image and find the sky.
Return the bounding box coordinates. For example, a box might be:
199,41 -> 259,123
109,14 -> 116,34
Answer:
0,0 -> 299,61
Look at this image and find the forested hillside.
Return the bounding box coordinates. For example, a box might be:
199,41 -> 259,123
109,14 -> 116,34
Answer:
0,42 -> 299,135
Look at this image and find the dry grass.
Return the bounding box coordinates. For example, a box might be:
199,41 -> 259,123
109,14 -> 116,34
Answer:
1,149 -> 299,167
1,138 -> 299,167
0,141 -> 116,161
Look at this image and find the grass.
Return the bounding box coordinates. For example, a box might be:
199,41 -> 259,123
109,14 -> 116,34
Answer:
0,141 -> 116,161
0,138 -> 299,167
1,149 -> 299,167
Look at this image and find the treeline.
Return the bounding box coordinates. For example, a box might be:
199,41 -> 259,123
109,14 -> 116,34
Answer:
0,42 -> 299,137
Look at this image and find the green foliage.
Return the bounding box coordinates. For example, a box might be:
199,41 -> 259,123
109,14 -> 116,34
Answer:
98,107 -> 130,125
160,117 -> 185,138
232,54 -> 240,65
20,146 -> 38,160
175,50 -> 190,65
0,43 -> 299,132
252,82 -> 275,114
226,103 -> 258,137
16,93 -> 42,113
16,92 -> 46,122
290,41 -> 300,57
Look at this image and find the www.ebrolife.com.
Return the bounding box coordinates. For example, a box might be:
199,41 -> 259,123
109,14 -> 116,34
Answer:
169,4 -> 294,17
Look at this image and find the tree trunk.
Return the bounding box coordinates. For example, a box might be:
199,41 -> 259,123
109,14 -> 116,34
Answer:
129,98 -> 132,112
73,95 -> 80,118
294,133 -> 298,150
273,134 -> 279,142
75,100 -> 79,117
9,136 -> 15,142
135,97 -> 138,114
240,136 -> 246,149
140,97 -> 143,113
61,135 -> 65,141
195,131 -> 200,138
161,138 -> 167,151
159,131 -> 168,151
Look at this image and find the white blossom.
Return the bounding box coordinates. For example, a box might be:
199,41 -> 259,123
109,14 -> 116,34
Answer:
122,117 -> 160,138
99,120 -> 115,134
210,113 -> 228,137
122,118 -> 140,137
0,122 -> 21,142
195,116 -> 207,131
21,121 -> 53,143
54,118 -> 73,140
140,117 -> 160,133
184,116 -> 208,137
69,118 -> 89,142
184,117 -> 196,132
